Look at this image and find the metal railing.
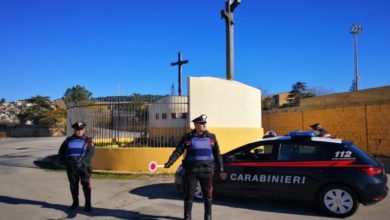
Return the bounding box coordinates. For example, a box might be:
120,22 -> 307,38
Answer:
67,96 -> 189,148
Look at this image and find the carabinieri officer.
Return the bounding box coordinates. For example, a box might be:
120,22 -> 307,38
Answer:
58,122 -> 94,212
164,114 -> 225,220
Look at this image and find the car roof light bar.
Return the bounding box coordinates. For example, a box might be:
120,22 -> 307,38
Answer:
288,131 -> 317,137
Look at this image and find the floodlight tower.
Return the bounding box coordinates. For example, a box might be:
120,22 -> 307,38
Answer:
350,24 -> 363,91
221,0 -> 240,80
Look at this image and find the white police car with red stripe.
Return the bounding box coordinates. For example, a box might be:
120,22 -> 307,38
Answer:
175,131 -> 388,217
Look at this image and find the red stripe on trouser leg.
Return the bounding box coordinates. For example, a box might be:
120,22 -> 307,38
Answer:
87,179 -> 92,189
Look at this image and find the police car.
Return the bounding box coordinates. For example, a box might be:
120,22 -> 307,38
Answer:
174,131 -> 388,218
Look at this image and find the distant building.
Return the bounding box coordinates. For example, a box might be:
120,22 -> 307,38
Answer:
148,96 -> 188,137
0,101 -> 21,125
149,96 -> 188,127
262,92 -> 290,109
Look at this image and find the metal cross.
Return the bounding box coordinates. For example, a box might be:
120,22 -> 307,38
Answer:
171,52 -> 189,96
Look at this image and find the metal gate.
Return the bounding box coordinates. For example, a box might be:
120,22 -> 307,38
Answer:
67,96 -> 189,148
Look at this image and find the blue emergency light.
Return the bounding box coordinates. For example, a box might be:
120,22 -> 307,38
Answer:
288,131 -> 317,137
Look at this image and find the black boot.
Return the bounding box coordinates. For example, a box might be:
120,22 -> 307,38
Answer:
204,198 -> 212,220
69,185 -> 79,210
68,200 -> 79,210
83,188 -> 92,212
184,200 -> 193,220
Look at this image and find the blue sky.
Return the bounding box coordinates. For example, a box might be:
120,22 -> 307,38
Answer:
1,0 -> 389,101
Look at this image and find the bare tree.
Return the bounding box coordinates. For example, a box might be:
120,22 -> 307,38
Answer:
307,86 -> 334,96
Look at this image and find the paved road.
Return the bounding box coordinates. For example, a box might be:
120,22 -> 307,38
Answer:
0,137 -> 389,220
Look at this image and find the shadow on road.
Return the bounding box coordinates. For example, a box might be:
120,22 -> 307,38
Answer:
130,183 -> 183,200
33,154 -> 64,170
0,195 -> 181,220
130,183 -> 328,218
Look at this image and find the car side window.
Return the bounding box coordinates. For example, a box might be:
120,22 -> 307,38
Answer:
229,144 -> 275,162
317,143 -> 355,160
279,143 -> 322,161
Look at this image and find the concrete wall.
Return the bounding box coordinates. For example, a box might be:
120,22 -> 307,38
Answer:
300,86 -> 390,110
0,126 -> 51,137
189,77 -> 263,153
263,88 -> 390,157
92,147 -> 182,173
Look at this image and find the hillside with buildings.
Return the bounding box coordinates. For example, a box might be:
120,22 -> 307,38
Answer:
0,100 -> 41,126
0,98 -> 66,137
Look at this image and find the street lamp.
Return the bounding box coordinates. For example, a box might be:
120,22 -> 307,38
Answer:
350,24 -> 363,91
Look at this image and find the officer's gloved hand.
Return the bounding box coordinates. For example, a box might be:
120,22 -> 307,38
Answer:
219,169 -> 227,180
164,161 -> 173,168
75,162 -> 83,169
219,172 -> 227,180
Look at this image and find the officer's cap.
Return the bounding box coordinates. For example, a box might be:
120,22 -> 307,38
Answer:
72,122 -> 86,130
192,114 -> 207,124
263,130 -> 277,138
310,123 -> 321,129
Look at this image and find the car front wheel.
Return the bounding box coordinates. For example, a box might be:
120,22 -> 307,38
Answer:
318,184 -> 359,218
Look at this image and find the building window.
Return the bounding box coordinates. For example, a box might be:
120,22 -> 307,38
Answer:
155,113 -> 159,120
162,113 -> 167,119
180,113 -> 188,119
171,113 -> 177,119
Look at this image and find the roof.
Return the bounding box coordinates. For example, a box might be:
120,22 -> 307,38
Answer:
261,136 -> 343,144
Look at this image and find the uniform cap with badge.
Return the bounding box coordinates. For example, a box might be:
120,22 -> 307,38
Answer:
72,122 -> 86,130
192,114 -> 207,124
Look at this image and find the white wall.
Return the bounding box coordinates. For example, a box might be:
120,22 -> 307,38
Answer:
188,77 -> 261,128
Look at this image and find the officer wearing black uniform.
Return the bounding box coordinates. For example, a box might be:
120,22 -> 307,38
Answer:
58,122 -> 94,212
263,130 -> 277,138
164,114 -> 225,220
310,123 -> 331,137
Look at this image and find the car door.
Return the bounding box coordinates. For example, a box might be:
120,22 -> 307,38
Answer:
270,140 -> 324,198
214,141 -> 278,197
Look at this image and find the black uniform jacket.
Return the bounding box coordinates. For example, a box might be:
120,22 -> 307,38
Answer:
167,130 -> 223,173
58,134 -> 94,167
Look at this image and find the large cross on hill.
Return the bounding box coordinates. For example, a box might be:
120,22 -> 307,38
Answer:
171,52 -> 189,96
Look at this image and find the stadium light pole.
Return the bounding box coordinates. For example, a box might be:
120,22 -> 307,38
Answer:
350,24 -> 363,91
